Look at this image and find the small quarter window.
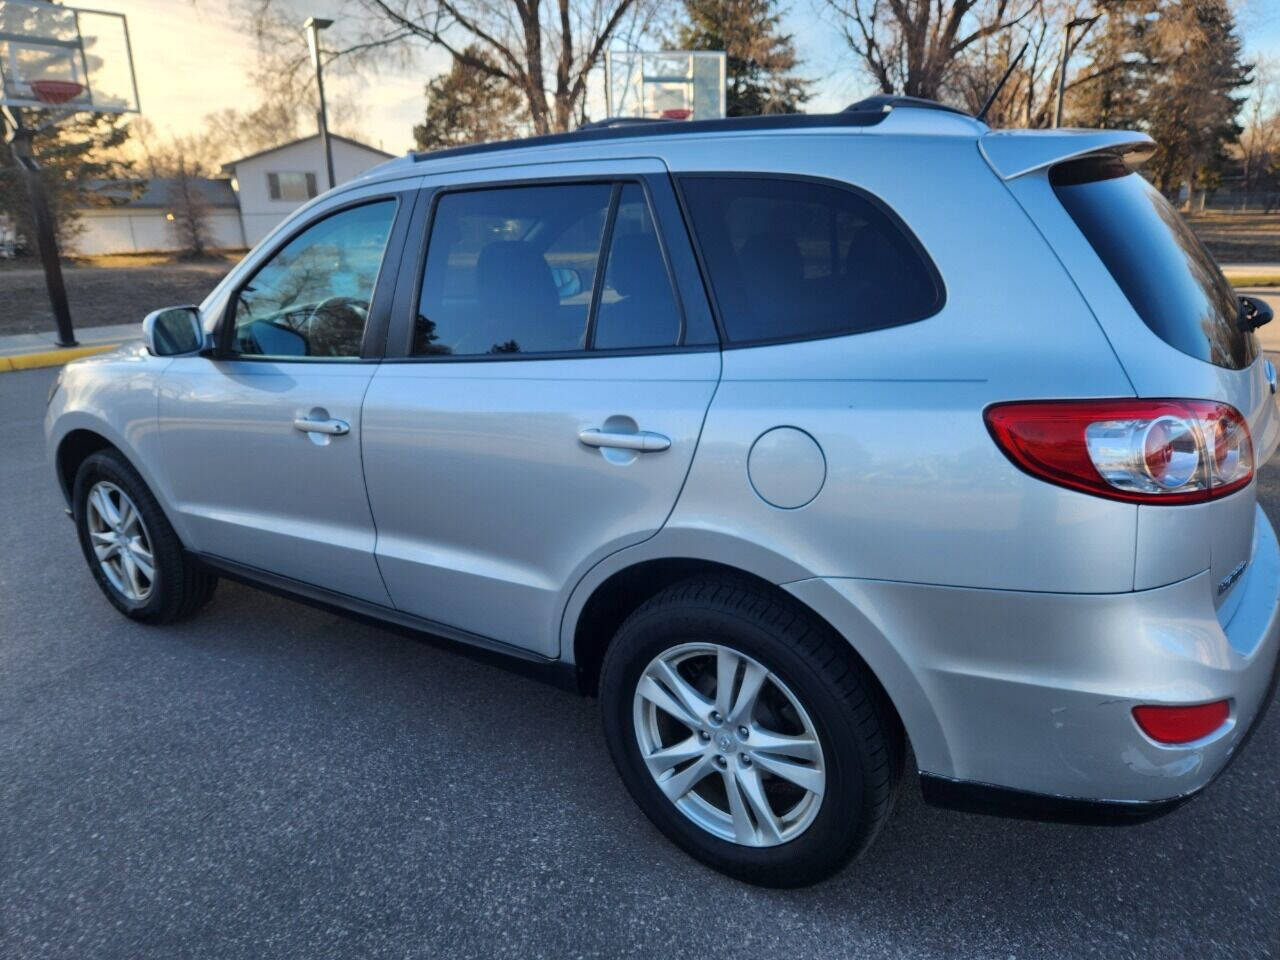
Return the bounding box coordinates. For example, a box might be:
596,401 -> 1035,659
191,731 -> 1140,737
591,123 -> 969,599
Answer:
678,176 -> 942,344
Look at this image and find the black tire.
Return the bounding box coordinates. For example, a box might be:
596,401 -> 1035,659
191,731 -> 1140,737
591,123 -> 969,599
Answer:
72,449 -> 217,623
599,577 -> 903,887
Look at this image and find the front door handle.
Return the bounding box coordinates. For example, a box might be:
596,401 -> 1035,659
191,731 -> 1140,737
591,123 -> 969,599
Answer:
293,416 -> 349,436
578,428 -> 671,452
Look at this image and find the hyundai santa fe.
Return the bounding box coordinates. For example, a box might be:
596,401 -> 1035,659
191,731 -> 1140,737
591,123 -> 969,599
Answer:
45,96 -> 1280,887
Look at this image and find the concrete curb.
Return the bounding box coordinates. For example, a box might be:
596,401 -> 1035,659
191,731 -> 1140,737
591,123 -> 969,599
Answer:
0,342 -> 121,373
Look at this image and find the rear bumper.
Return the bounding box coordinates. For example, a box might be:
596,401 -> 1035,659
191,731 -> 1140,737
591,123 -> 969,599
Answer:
785,505 -> 1280,810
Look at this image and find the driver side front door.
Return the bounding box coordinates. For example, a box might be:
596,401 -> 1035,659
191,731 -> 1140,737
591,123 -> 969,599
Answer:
155,192 -> 413,604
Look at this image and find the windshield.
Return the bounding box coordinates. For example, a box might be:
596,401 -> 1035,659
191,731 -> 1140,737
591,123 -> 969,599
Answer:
1051,157 -> 1255,370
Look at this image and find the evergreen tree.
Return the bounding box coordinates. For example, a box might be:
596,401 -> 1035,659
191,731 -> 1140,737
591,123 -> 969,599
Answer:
413,46 -> 527,152
676,0 -> 810,116
1069,0 -> 1250,200
1068,0 -> 1158,131
1144,0 -> 1250,196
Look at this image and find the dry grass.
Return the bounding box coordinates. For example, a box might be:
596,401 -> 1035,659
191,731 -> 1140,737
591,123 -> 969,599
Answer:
0,259 -> 236,336
1187,212 -> 1280,264
66,250 -> 246,269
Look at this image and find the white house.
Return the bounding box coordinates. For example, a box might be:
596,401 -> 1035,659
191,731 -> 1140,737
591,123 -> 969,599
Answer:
70,178 -> 245,256
221,133 -> 395,245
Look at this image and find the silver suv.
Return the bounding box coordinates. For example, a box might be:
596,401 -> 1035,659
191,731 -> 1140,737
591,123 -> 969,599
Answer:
45,98 -> 1280,887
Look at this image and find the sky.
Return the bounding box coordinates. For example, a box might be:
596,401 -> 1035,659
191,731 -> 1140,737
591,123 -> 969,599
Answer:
49,0 -> 1280,158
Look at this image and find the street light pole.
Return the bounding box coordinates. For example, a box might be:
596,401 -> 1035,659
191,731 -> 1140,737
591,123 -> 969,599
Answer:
304,16 -> 336,191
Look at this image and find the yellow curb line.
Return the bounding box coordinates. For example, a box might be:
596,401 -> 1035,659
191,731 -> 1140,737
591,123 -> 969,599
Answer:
0,342 -> 121,373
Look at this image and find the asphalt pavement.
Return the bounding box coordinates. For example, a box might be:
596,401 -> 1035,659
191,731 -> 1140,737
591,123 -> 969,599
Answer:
3,365 -> 1279,959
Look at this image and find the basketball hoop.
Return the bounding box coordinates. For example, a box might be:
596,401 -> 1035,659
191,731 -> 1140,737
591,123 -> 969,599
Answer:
30,79 -> 84,105
605,50 -> 727,122
0,0 -> 140,350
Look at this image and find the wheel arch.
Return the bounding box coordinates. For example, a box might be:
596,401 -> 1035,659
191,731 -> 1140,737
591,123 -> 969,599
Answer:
55,428 -> 118,504
50,419 -> 188,547
566,553 -> 944,771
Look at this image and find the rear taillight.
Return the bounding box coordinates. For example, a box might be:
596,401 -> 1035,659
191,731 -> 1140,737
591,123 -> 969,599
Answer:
1133,701 -> 1230,744
985,399 -> 1253,504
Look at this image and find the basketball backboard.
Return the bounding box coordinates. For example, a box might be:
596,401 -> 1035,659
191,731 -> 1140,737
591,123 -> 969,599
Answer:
605,50 -> 726,122
0,0 -> 138,113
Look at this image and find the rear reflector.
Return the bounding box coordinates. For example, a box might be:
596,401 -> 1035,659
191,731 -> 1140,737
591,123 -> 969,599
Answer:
1132,701 -> 1230,744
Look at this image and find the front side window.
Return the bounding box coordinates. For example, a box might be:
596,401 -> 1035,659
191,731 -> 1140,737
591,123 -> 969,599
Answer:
678,176 -> 943,344
230,200 -> 396,359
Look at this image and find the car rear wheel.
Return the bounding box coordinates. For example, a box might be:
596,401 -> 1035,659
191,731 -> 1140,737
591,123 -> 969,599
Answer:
599,577 -> 902,887
73,450 -> 216,623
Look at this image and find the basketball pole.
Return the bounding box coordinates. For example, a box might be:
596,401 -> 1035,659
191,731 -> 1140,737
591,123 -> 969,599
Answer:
2,108 -> 77,347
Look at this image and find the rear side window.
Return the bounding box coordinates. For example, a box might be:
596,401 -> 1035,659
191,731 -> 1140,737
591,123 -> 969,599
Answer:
1051,157 -> 1255,370
678,176 -> 943,344
415,184 -> 612,356
414,182 -> 692,356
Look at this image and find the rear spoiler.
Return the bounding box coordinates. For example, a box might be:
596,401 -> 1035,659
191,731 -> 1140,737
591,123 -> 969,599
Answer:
979,130 -> 1156,181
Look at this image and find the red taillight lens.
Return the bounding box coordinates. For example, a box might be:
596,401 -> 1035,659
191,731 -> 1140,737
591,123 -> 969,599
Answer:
985,399 -> 1253,504
1132,701 -> 1230,744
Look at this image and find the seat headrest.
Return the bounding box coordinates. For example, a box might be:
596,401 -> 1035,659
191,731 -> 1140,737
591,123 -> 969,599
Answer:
476,241 -> 558,311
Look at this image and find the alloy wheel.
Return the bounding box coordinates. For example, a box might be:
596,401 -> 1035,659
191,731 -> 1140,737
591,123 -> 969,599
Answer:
632,642 -> 826,847
85,481 -> 155,602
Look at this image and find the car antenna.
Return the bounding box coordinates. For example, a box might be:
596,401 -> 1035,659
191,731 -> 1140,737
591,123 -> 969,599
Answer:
976,41 -> 1029,123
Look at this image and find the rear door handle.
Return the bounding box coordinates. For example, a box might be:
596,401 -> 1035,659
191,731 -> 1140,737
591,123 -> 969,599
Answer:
578,428 -> 671,452
293,416 -> 350,436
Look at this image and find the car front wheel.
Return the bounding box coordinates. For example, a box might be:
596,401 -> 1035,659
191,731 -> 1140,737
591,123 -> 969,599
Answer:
73,449 -> 216,623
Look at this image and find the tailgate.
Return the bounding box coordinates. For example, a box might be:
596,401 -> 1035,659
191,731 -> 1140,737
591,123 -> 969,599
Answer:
999,147 -> 1280,602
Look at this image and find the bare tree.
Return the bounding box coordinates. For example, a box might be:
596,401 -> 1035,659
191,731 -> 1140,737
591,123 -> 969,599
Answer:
1239,56 -> 1279,211
946,0 -> 1096,127
147,138 -> 215,257
242,0 -> 656,135
824,0 -> 1038,100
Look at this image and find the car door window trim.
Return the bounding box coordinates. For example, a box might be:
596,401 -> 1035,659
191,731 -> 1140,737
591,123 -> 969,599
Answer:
672,171 -> 947,349
216,193 -> 408,363
390,173 -> 704,363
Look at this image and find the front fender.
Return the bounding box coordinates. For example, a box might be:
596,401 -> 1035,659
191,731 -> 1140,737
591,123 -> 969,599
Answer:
44,346 -> 185,541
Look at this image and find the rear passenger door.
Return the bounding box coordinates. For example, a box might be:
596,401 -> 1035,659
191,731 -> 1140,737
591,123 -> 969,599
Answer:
361,163 -> 721,657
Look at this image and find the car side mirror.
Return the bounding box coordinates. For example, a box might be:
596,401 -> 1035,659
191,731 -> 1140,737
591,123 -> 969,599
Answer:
143,306 -> 204,356
1238,295 -> 1273,333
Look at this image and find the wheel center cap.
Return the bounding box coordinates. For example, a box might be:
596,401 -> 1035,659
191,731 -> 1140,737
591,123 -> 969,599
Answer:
715,732 -> 734,753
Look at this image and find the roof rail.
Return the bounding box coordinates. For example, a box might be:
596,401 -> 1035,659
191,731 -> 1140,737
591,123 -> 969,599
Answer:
411,111 -> 888,164
843,94 -> 971,118
577,116 -> 672,131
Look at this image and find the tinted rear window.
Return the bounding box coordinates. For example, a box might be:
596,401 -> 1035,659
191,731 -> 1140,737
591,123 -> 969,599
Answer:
1051,158 -> 1255,370
678,176 -> 943,344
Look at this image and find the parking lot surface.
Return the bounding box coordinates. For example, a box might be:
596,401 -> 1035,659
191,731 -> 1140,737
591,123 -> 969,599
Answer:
3,365 -> 1278,959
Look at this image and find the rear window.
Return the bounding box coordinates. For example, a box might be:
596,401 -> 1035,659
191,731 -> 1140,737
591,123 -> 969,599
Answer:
1051,157 -> 1255,370
678,176 -> 943,344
